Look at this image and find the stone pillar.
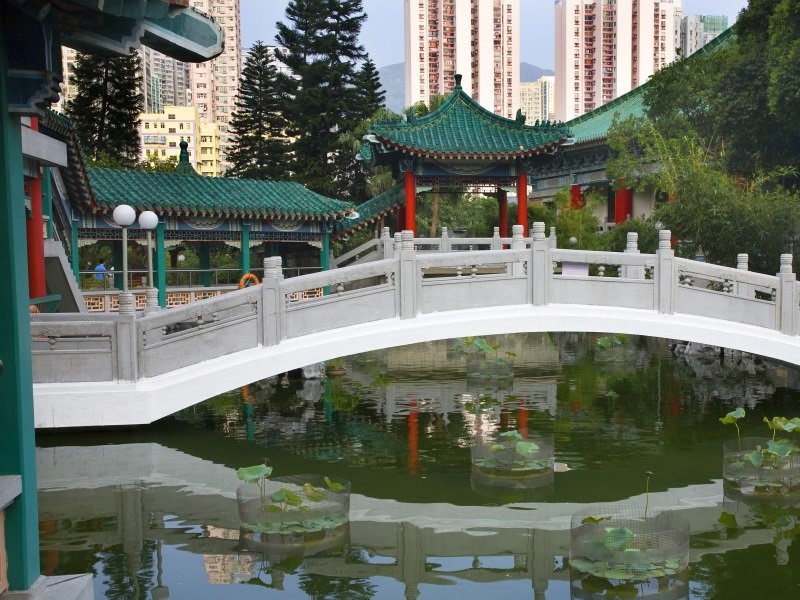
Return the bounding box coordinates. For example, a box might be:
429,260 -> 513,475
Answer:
0,44 -> 40,588
531,222 -> 550,305
498,189 -> 508,237
404,170 -> 416,235
623,231 -> 643,279
778,254 -> 796,336
516,172 -> 528,236
261,256 -> 285,346
614,187 -> 633,223
440,227 -> 450,252
491,226 -> 501,250
736,253 -> 750,298
398,230 -> 417,319
381,226 -> 393,259
155,221 -> 166,308
656,229 -> 674,314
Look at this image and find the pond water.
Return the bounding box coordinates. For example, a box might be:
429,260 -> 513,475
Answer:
36,333 -> 800,599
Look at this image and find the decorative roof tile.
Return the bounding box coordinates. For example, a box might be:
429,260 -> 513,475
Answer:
367,75 -> 572,159
336,185 -> 405,236
87,168 -> 354,220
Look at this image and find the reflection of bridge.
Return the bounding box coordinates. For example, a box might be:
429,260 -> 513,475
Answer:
32,224 -> 800,428
37,443 -> 776,600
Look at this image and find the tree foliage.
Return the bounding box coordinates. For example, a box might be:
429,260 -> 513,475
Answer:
275,0 -> 377,199
227,41 -> 289,180
607,116 -> 800,273
63,52 -> 143,167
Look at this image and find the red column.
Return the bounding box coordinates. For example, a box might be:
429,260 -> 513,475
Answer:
516,172 -> 528,236
498,190 -> 508,237
517,406 -> 528,439
407,399 -> 419,475
26,117 -> 46,299
404,170 -> 416,234
570,184 -> 583,209
614,187 -> 633,224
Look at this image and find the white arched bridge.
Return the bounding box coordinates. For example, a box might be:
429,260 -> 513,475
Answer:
32,223 -> 800,428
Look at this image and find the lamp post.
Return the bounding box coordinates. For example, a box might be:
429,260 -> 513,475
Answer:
112,204 -> 136,315
138,210 -> 159,309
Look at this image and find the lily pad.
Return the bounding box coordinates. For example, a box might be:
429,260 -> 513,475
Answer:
604,526 -> 634,551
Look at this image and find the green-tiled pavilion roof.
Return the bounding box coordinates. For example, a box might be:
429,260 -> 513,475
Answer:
566,27 -> 737,145
87,168 -> 354,220
367,75 -> 572,160
336,184 -> 405,236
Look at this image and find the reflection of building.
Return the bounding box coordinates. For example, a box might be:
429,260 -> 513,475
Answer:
404,0 -> 520,118
203,527 -> 255,585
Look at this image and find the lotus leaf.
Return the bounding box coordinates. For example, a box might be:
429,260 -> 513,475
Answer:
303,483 -> 325,502
581,515 -> 612,525
324,476 -> 345,491
745,449 -> 765,468
766,438 -> 796,458
499,430 -> 523,441
719,408 -> 745,425
718,511 -> 738,528
604,526 -> 634,550
236,464 -> 273,483
515,441 -> 540,456
474,338 -> 495,354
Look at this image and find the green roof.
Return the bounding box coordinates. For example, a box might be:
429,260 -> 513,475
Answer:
87,168 -> 354,220
367,75 -> 572,159
566,27 -> 737,145
337,185 -> 405,236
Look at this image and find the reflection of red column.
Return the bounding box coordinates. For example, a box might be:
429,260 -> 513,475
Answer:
517,406 -> 528,438
516,172 -> 528,235
570,184 -> 583,209
407,400 -> 419,475
498,190 -> 508,237
500,407 -> 509,431
26,117 -> 46,299
404,170 -> 416,234
614,187 -> 633,224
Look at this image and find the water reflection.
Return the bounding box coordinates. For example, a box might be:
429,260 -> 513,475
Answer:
36,333 -> 800,599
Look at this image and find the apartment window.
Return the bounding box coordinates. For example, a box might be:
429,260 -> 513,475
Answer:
169,141 -> 176,148
179,123 -> 184,130
168,128 -> 176,133
144,123 -> 150,129
168,113 -> 175,119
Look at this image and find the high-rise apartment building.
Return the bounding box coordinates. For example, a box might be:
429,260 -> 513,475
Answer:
520,76 -> 556,124
188,0 -> 241,174
140,105 -> 201,169
555,0 -> 681,121
140,47 -> 191,114
405,0 -> 520,119
681,15 -> 728,57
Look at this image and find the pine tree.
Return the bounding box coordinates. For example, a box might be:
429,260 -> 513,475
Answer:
353,58 -> 385,122
226,41 -> 289,180
63,52 -> 143,167
275,0 -> 368,198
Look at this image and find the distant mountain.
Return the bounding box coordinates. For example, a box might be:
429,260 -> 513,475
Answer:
378,62 -> 405,114
521,62 -> 554,82
378,62 -> 555,114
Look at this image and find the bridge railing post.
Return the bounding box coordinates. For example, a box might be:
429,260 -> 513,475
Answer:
117,314 -> 138,381
510,224 -> 525,277
261,256 -> 285,346
440,227 -> 451,252
656,229 -> 674,314
398,230 -> 417,319
381,226 -> 393,259
548,226 -> 557,249
491,226 -> 501,250
736,253 -> 753,299
623,232 -> 644,279
777,254 -> 797,335
531,222 -> 551,305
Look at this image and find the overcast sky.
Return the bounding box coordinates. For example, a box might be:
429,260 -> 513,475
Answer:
241,0 -> 749,70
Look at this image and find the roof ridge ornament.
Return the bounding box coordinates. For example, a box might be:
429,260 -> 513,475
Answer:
454,73 -> 462,88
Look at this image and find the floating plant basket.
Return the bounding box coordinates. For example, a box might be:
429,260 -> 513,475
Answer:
570,504 -> 689,599
723,437 -> 800,498
471,431 -> 554,497
237,474 -> 351,555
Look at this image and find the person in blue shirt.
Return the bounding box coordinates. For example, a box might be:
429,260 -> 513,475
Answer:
94,259 -> 107,280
